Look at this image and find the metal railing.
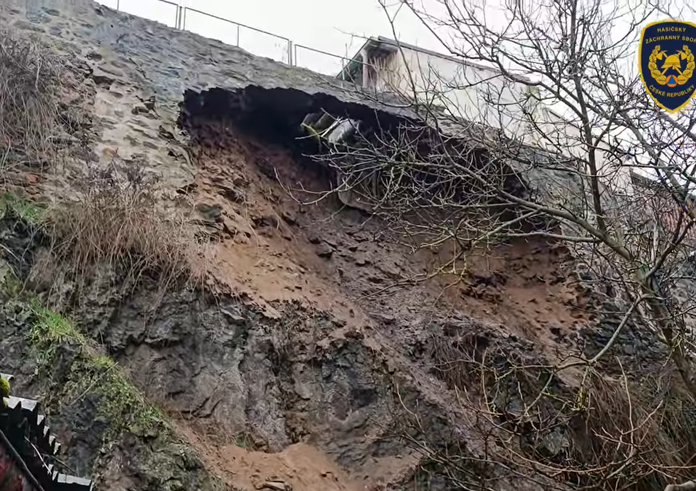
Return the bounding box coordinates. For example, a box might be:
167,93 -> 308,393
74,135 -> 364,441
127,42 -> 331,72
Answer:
294,44 -> 348,76
98,0 -> 355,75
181,6 -> 293,64
105,0 -> 178,28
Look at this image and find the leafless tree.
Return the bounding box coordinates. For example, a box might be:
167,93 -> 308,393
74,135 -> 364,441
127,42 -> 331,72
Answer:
296,0 -> 696,488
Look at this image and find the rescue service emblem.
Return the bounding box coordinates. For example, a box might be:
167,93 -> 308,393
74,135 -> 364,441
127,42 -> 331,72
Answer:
639,20 -> 696,113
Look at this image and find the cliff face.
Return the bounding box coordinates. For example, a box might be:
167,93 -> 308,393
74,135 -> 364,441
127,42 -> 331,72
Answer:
0,2 -> 671,491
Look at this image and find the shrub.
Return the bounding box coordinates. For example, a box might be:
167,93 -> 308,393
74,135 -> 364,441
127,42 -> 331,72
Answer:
46,163 -> 209,294
0,32 -> 64,168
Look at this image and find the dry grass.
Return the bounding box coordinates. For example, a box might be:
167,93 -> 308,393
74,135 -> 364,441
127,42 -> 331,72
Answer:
570,371 -> 696,491
0,31 -> 64,170
46,164 -> 209,295
426,330 -> 696,490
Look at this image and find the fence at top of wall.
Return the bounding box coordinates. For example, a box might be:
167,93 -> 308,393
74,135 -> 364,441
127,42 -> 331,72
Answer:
95,0 -> 350,76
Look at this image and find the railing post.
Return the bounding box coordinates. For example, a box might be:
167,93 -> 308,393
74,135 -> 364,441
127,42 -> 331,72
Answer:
104,2 -> 349,74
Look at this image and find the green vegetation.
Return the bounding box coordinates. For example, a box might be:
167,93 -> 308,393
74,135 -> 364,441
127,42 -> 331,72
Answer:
0,251 -> 219,491
233,432 -> 257,450
0,376 -> 10,398
0,192 -> 164,438
27,298 -> 164,437
29,299 -> 87,364
83,354 -> 164,435
0,32 -> 222,489
0,262 -> 21,297
0,193 -> 44,224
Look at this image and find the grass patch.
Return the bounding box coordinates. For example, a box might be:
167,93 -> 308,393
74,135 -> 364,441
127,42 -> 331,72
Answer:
0,193 -> 44,224
29,298 -> 87,366
427,330 -> 696,490
45,164 -> 208,297
0,260 -> 21,297
27,299 -> 164,436
233,432 -> 256,450
0,31 -> 72,169
81,355 -> 164,435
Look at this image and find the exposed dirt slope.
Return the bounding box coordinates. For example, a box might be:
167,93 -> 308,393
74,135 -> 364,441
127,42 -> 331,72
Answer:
178,422 -> 368,491
188,117 -> 588,351
155,116 -> 593,488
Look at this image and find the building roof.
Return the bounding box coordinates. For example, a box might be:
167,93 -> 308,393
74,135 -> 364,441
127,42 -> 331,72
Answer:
0,372 -> 92,491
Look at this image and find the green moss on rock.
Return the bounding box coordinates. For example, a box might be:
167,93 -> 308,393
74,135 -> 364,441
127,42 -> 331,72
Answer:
0,222 -> 227,490
0,193 -> 44,225
28,300 -> 164,437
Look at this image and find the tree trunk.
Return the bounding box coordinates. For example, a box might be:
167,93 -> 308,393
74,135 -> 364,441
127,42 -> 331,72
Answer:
639,271 -> 696,399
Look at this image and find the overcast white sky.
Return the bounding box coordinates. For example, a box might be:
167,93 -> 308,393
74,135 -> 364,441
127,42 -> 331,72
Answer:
99,0 -> 444,74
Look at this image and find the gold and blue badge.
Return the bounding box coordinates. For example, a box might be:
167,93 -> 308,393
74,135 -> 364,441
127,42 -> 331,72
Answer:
640,20 -> 696,113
